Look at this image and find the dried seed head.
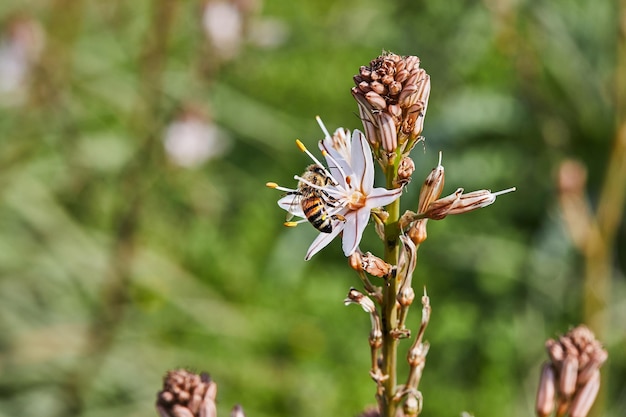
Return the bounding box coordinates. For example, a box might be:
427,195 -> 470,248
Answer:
536,325 -> 607,417
344,288 -> 376,313
350,251 -> 393,277
156,369 -> 217,417
352,52 -> 430,157
361,252 -> 393,278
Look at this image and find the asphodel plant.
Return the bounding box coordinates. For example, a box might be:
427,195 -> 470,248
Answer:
267,52 -> 515,417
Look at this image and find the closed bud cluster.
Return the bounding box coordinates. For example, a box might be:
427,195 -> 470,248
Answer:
352,52 -> 430,161
156,369 -> 217,417
535,325 -> 608,417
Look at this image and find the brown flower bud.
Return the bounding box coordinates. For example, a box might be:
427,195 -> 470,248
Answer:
417,154 -> 445,213
156,370 -> 217,417
396,156 -> 415,186
349,251 -> 364,272
559,356 -> 579,398
569,370 -> 600,417
536,362 -> 556,417
376,111 -> 398,152
365,90 -> 387,110
407,219 -> 428,245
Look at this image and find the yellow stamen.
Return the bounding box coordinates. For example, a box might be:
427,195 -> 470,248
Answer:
321,150 -> 328,157
284,221 -> 299,228
295,139 -> 307,152
266,182 -> 278,188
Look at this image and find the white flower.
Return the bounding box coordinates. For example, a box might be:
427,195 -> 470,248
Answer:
163,110 -> 228,168
268,118 -> 402,260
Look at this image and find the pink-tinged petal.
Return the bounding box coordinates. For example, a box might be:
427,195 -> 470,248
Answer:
305,222 -> 344,260
350,130 -> 374,194
319,140 -> 351,185
341,208 -> 370,256
278,194 -> 304,218
364,187 -> 403,209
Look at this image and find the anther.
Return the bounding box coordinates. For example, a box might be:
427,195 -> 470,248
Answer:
266,182 -> 278,188
295,139 -> 307,152
284,221 -> 299,228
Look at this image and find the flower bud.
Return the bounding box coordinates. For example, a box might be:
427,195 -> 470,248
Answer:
569,370 -> 600,417
396,156 -> 415,186
559,356 -> 579,398
156,370 -> 217,417
536,362 -> 556,417
417,154 -> 445,213
407,219 -> 428,245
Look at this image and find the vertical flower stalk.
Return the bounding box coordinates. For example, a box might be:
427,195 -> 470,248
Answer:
352,52 -> 431,417
268,51 -> 514,417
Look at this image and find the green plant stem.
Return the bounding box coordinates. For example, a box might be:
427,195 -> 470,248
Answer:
381,158 -> 401,417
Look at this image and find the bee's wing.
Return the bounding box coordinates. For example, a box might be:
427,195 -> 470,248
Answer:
278,192 -> 304,219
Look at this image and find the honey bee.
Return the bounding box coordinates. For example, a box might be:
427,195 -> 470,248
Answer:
288,164 -> 344,233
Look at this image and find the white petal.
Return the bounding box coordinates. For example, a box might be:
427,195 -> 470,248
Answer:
364,187 -> 403,209
341,209 -> 370,256
305,222 -> 344,260
350,130 -> 374,194
320,139 -> 351,184
277,194 -> 304,217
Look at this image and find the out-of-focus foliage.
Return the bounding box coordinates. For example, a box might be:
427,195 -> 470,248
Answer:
0,1 -> 624,417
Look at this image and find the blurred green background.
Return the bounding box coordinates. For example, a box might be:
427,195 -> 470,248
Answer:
0,0 -> 624,416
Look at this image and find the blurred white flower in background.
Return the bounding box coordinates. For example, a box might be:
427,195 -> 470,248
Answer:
202,0 -> 288,60
163,106 -> 229,168
0,15 -> 44,105
202,1 -> 244,60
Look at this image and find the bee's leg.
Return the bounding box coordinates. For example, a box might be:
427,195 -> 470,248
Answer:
331,214 -> 346,222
